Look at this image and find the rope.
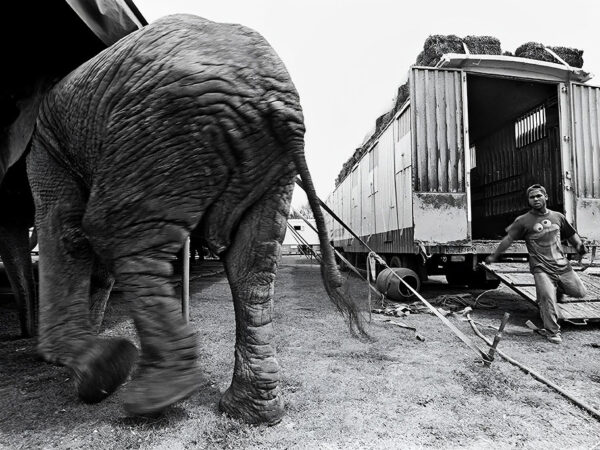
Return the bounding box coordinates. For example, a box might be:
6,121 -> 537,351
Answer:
466,312 -> 600,423
293,180 -> 491,362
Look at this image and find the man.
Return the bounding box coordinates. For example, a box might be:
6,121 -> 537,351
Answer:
486,184 -> 587,344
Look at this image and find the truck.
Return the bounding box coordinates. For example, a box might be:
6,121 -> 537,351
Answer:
326,52 -> 600,318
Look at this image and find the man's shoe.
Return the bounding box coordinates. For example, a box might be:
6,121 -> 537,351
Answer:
547,333 -> 562,344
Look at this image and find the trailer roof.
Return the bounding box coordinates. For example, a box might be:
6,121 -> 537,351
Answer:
436,53 -> 592,83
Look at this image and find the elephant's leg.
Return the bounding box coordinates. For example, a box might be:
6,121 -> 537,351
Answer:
0,223 -> 37,337
104,242 -> 201,415
27,148 -> 138,403
219,181 -> 294,425
81,216 -> 201,415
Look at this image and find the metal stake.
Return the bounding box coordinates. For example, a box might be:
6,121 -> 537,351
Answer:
182,236 -> 190,323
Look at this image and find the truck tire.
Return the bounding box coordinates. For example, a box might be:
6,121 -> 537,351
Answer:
445,270 -> 469,286
468,268 -> 501,290
389,256 -> 402,268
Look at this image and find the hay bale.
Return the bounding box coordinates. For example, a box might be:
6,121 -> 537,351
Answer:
375,110 -> 393,134
515,42 -> 584,67
393,82 -> 410,113
515,42 -> 554,63
415,51 -> 427,66
416,34 -> 465,67
463,35 -> 501,55
548,46 -> 583,68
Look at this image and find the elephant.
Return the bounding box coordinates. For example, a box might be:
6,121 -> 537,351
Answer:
0,0 -> 145,337
22,13 -> 365,423
0,155 -> 37,337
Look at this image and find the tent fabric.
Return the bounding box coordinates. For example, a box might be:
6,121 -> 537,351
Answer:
0,0 -> 146,181
66,0 -> 146,46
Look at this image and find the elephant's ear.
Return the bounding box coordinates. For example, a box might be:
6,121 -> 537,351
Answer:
0,84 -> 46,182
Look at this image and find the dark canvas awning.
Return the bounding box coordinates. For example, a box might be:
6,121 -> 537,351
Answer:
66,0 -> 147,46
0,0 -> 146,179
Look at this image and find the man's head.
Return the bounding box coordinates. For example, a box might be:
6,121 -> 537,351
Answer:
526,184 -> 548,211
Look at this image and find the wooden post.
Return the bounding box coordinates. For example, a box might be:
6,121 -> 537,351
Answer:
182,236 -> 190,324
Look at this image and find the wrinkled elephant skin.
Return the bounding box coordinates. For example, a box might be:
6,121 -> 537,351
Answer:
27,14 -> 364,423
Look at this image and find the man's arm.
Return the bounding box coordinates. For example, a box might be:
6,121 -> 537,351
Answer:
567,233 -> 587,258
485,235 -> 514,264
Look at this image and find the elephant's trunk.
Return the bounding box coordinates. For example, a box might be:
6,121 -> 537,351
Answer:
293,152 -> 367,337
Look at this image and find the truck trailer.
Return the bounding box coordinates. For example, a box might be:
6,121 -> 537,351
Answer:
326,53 -> 600,318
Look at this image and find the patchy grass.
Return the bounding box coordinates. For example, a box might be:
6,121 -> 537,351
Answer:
2,256 -> 600,448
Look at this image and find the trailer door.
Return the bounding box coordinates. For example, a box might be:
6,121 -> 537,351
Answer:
410,67 -> 470,244
569,83 -> 600,242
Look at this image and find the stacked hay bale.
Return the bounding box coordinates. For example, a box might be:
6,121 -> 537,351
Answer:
515,42 -> 584,68
392,82 -> 410,115
415,34 -> 464,67
334,34 -> 584,187
375,110 -> 393,135
463,35 -> 502,55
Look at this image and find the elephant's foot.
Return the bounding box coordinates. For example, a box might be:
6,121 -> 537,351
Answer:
122,361 -> 201,416
37,343 -> 64,365
219,384 -> 284,425
73,338 -> 139,404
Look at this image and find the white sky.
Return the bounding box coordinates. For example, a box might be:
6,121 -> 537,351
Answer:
135,0 -> 600,207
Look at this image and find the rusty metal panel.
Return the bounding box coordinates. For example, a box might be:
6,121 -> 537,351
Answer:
395,166 -> 412,230
571,83 -> 600,241
351,166 -> 362,237
410,68 -> 465,193
360,152 -> 374,236
338,227 -> 415,254
342,176 -> 352,240
571,84 -> 600,198
374,125 -> 398,234
330,189 -> 342,242
575,198 -> 600,241
412,193 -> 468,244
393,107 -> 413,231
324,191 -> 334,241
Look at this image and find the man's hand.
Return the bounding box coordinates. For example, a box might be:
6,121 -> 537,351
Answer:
577,243 -> 587,256
485,254 -> 498,264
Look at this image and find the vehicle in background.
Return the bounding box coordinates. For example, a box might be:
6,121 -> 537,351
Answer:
326,54 -> 599,291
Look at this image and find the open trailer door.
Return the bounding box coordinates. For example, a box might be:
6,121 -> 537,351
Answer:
569,83 -> 600,244
409,67 -> 470,245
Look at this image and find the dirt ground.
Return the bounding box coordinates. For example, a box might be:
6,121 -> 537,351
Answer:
2,255 -> 600,449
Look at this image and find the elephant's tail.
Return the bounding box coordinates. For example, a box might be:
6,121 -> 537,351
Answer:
293,152 -> 368,338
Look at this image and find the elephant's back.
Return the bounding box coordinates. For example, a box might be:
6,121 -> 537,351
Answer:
128,14 -> 300,102
36,13 -> 305,188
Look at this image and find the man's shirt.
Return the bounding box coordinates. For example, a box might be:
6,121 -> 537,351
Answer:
506,209 -> 576,275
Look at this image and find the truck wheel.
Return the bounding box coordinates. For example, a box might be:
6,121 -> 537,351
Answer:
468,269 -> 500,289
389,256 -> 402,268
445,270 -> 469,286
337,251 -> 350,272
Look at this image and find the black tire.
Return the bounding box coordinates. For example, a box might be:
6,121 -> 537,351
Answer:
468,270 -> 501,289
389,256 -> 402,268
337,251 -> 350,272
445,270 -> 469,286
